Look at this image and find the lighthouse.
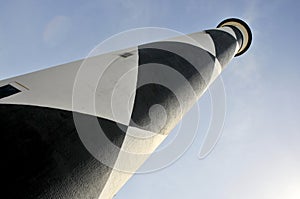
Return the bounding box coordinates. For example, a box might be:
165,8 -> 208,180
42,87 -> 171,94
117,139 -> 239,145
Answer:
0,18 -> 252,199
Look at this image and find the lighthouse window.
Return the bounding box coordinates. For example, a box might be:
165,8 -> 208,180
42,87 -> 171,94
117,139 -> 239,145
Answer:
0,84 -> 21,99
120,52 -> 133,58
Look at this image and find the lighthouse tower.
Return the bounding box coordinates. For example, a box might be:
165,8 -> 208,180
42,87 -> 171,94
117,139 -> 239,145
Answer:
0,18 -> 252,199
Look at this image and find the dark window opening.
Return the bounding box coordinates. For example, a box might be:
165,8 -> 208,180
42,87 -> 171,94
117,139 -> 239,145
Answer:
0,84 -> 21,99
120,52 -> 133,58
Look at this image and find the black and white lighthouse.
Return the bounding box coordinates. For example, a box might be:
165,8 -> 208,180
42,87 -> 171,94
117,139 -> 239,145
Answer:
0,18 -> 252,199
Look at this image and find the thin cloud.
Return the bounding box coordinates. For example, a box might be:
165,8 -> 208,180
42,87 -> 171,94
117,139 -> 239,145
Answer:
43,16 -> 72,47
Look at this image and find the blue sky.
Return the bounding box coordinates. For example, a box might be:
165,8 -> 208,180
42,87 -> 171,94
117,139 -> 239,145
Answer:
1,0 -> 300,198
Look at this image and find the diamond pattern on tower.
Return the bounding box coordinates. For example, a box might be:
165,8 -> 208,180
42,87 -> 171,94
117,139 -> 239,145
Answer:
205,29 -> 238,67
